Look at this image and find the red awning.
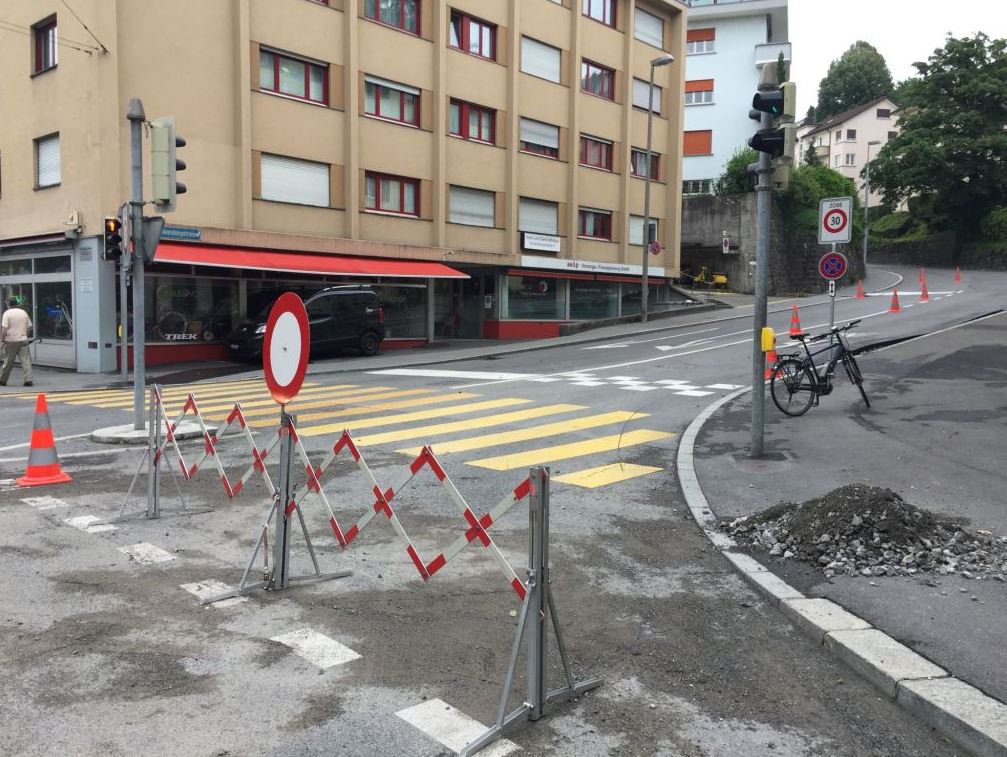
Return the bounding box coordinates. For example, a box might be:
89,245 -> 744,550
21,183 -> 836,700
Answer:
153,242 -> 468,279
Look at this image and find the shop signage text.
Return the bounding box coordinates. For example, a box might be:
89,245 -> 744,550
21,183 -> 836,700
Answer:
521,233 -> 561,253
161,226 -> 203,242
520,255 -> 665,278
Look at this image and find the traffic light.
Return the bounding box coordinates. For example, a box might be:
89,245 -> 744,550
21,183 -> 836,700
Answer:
102,216 -> 123,262
150,116 -> 186,212
749,78 -> 796,188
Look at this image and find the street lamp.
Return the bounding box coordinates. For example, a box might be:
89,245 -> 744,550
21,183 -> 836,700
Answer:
641,52 -> 674,324
862,140 -> 882,274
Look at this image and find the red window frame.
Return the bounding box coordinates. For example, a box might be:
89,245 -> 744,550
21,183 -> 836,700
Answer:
582,0 -> 615,27
364,0 -> 420,35
630,149 -> 659,179
580,136 -> 613,171
33,17 -> 57,74
520,141 -> 558,159
581,60 -> 615,101
364,171 -> 420,217
449,100 -> 496,144
365,79 -> 419,126
578,209 -> 612,241
450,11 -> 497,61
260,50 -> 328,105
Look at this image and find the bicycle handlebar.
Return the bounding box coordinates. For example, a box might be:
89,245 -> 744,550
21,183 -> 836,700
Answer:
799,319 -> 861,343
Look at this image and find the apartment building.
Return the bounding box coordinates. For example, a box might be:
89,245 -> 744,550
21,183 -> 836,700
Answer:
798,96 -> 900,207
681,0 -> 789,196
0,0 -> 685,372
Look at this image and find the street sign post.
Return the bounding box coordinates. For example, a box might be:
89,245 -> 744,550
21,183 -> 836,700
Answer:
819,197 -> 853,245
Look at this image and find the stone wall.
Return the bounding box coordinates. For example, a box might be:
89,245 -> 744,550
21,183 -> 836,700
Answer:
867,231 -> 957,267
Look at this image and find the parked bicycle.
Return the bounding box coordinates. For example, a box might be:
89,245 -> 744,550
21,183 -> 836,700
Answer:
770,319 -> 870,416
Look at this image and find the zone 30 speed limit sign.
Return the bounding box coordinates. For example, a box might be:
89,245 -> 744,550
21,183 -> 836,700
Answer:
819,196 -> 853,244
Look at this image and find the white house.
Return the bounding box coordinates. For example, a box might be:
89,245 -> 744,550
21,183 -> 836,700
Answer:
682,0 -> 790,195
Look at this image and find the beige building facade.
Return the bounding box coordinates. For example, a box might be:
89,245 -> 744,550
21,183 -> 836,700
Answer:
0,0 -> 685,371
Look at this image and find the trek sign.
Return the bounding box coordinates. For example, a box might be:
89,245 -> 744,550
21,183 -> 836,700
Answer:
818,196 -> 853,244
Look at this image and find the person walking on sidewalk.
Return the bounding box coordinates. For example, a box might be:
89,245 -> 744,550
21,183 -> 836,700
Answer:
1,297 -> 33,386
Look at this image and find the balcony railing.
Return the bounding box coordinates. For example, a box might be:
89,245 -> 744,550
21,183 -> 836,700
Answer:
755,41 -> 791,66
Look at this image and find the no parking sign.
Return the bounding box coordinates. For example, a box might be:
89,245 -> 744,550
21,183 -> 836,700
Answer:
819,197 -> 853,244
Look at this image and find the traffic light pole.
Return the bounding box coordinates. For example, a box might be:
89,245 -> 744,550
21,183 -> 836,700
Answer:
750,110 -> 772,458
128,98 -> 146,431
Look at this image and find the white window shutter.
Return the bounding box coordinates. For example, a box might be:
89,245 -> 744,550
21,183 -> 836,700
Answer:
521,37 -> 561,83
519,118 -> 559,149
449,186 -> 495,227
634,9 -> 663,48
36,134 -> 60,187
633,79 -> 661,112
519,198 -> 558,234
261,154 -> 329,207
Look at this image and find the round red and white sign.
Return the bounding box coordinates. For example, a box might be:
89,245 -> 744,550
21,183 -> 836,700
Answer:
822,208 -> 848,235
263,292 -> 310,405
818,251 -> 849,280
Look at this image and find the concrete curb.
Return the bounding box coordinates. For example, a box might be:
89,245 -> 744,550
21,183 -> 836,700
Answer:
91,420 -> 216,445
676,388 -> 1007,757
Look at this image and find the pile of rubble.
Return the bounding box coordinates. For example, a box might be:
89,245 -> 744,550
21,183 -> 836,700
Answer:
721,484 -> 1007,580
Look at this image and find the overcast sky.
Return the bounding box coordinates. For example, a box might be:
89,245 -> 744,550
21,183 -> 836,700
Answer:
789,0 -> 1004,114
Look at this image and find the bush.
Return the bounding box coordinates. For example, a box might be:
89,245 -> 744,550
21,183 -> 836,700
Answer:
779,164 -> 861,234
981,207 -> 1007,240
715,147 -> 759,195
871,212 -> 914,238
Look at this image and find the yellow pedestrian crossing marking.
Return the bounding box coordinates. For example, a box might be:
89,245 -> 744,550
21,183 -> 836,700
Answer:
246,392 -> 481,429
354,404 -> 586,447
397,411 -> 646,456
190,386 -> 390,415
223,388 -> 438,424
87,381 -> 299,408
297,398 -> 534,438
553,463 -> 662,488
466,429 -> 674,471
30,379 -> 271,403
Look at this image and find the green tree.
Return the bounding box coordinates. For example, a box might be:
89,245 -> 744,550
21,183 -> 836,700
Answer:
780,164 -> 861,234
777,51 -> 788,84
869,34 -> 1007,239
715,147 -> 759,195
815,41 -> 894,120
803,141 -> 822,166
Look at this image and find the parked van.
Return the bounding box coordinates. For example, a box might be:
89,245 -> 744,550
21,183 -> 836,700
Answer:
229,286 -> 384,361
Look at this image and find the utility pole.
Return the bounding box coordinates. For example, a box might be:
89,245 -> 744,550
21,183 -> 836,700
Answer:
127,97 -> 146,431
750,115 -> 772,457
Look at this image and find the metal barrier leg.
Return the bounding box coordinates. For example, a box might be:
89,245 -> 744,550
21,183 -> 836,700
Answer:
271,409 -> 294,590
147,384 -> 161,519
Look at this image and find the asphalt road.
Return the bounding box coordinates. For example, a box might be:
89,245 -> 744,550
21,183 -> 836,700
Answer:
0,265 -> 997,756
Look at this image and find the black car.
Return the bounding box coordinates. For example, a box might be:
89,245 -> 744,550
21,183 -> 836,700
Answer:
229,286 -> 385,361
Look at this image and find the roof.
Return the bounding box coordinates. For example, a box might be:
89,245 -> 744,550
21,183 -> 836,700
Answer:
805,96 -> 899,137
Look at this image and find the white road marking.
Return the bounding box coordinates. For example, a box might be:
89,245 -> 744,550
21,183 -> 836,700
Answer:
571,380 -> 606,386
622,385 -> 658,392
180,579 -> 247,608
370,369 -> 537,380
0,449 -> 122,464
706,384 -> 744,390
0,478 -> 17,492
582,342 -> 629,350
583,326 -> 721,350
21,495 -> 67,510
0,431 -> 94,453
64,515 -> 117,534
674,389 -> 714,397
396,699 -> 520,756
270,628 -> 361,669
656,379 -> 691,385
527,377 -> 563,382
119,542 -> 176,565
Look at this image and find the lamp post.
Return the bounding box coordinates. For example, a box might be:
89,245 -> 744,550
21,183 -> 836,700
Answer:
641,53 -> 674,324
862,140 -> 881,275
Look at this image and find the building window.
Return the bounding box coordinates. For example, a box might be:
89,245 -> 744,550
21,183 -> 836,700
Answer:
683,130 -> 712,156
449,100 -> 495,144
259,49 -> 328,104
521,37 -> 561,83
629,215 -> 658,245
32,16 -> 58,74
834,130 -> 842,142
631,149 -> 659,179
364,0 -> 419,34
632,78 -> 662,114
34,133 -> 60,188
876,108 -> 891,119
580,136 -> 613,170
365,172 -> 419,216
845,153 -> 856,166
450,11 -> 496,60
635,8 -> 664,48
686,28 -> 715,54
503,275 -> 567,320
582,0 -> 615,27
578,208 -> 612,241
685,79 -> 714,105
519,118 -> 560,158
846,129 -> 857,141
364,75 -> 419,126
581,60 -> 615,100
682,179 -> 714,196
834,154 -> 841,168
449,185 -> 495,228
260,154 -> 329,207
519,197 -> 558,235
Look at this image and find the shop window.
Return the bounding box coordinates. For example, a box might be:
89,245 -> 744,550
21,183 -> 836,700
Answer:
450,11 -> 496,61
36,281 -> 73,341
580,136 -> 613,170
570,279 -> 618,320
630,148 -> 659,179
259,48 -> 328,104
620,283 -> 660,316
503,275 -> 566,320
364,0 -> 419,34
34,255 -> 71,274
449,100 -> 495,144
32,16 -> 57,74
145,277 -> 238,343
364,75 -> 420,126
375,284 -> 426,338
581,60 -> 614,100
364,171 -> 419,216
519,118 -> 559,158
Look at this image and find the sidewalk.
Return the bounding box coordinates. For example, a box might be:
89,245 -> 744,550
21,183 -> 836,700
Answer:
684,312 -> 1007,753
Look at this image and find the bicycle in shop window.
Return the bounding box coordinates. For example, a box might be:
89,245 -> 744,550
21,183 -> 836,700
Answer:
43,300 -> 73,340
770,319 -> 870,416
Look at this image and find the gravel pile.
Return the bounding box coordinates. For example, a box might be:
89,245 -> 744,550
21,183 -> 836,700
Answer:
721,484 -> 1007,580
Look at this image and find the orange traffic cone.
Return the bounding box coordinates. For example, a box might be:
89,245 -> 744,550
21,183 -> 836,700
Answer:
855,280 -> 866,299
954,266 -> 962,284
16,394 -> 72,487
889,289 -> 901,313
920,270 -> 930,302
788,305 -> 803,338
764,347 -> 778,380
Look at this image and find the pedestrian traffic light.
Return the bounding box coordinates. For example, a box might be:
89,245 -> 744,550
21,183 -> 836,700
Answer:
102,216 -> 123,262
150,116 -> 187,213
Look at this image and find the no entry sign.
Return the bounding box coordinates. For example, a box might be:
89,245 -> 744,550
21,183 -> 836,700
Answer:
819,251 -> 848,280
263,292 -> 310,405
819,196 -> 853,244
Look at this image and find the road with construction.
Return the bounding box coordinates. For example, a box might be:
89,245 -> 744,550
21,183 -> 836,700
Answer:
1,265 -> 1004,756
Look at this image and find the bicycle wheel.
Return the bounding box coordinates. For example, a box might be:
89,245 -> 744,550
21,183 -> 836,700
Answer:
770,357 -> 817,416
843,353 -> 870,409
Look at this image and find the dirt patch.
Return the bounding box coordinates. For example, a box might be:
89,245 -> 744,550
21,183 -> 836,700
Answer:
721,484 -> 1007,580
